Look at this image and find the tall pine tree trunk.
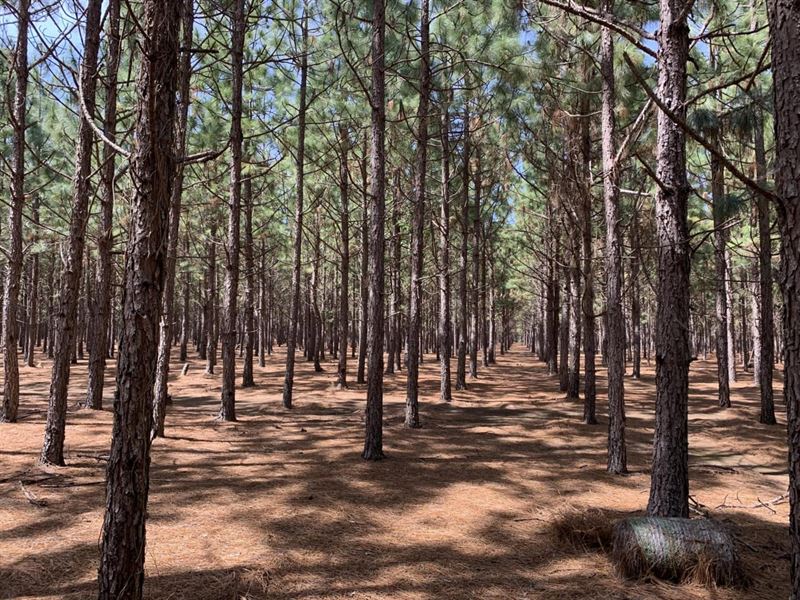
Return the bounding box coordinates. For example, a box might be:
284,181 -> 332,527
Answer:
455,105 -> 469,391
753,107 -> 775,424
712,138 -> 731,408
357,152 -> 369,384
439,102 -> 452,401
630,208 -> 642,379
647,0 -> 691,519
0,0 -> 29,423
601,0 -> 626,471
469,152 -> 481,379
765,1 -> 800,595
41,0 -> 102,464
405,0 -> 430,428
152,0 -> 194,437
243,175 -> 256,387
363,0 -> 386,460
336,126 -> 350,389
282,8 -> 308,408
97,1 -> 180,595
218,0 -> 245,421
25,198 -> 39,368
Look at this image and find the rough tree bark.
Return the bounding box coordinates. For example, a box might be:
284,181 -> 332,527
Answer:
97,1 -> 180,596
438,100 -> 452,402
725,256 -> 737,384
25,198 -> 39,367
711,138 -> 731,409
363,0 -> 386,460
152,0 -> 194,437
601,0 -> 626,472
243,176 -> 255,387
357,144 -> 369,384
41,0 -> 102,464
0,0 -> 29,424
630,208 -> 642,379
218,0 -> 245,421
469,151 -> 481,380
456,103 -> 469,390
282,8 -> 308,409
336,126 -> 350,389
752,108 -> 775,424
580,92 -> 596,422
386,171 -> 399,375
765,1 -> 800,595
405,0 -> 430,428
205,223 -> 217,374
647,0 -> 691,519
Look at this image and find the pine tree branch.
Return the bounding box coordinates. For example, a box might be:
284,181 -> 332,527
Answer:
623,52 -> 777,203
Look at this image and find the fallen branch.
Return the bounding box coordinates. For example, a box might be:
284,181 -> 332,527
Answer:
714,492 -> 789,513
19,481 -> 47,507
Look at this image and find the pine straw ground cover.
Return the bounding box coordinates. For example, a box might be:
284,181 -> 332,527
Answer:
0,347 -> 791,599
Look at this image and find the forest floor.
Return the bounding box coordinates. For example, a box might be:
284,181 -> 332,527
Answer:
0,345 -> 790,599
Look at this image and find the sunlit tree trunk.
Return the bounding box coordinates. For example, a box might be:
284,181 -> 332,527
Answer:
0,0 -> 29,423
41,0 -> 102,463
97,1 -> 180,596
753,107 -> 775,424
242,175 -> 255,387
282,8 -> 308,409
456,103 -> 469,390
647,0 -> 691,519
336,126 -> 350,389
363,0 -> 386,460
405,0 -> 430,427
765,1 -> 800,595
218,0 -> 245,421
438,104 -> 453,402
152,0 -> 194,437
600,1 -> 625,471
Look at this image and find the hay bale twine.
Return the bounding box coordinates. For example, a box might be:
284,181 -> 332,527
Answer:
611,517 -> 741,586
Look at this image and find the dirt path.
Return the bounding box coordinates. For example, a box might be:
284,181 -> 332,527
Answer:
0,346 -> 790,599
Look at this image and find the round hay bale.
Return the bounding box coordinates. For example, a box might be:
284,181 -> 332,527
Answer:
611,517 -> 742,586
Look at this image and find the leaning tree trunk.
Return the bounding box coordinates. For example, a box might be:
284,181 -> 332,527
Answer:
86,0 -> 120,410
282,9 -> 308,409
41,0 -> 102,464
152,0 -> 194,438
765,1 -> 800,595
647,0 -> 691,519
362,0 -> 386,460
218,0 -> 245,422
405,0 -> 430,428
0,0 -> 29,424
601,0 -> 626,473
97,1 -> 180,597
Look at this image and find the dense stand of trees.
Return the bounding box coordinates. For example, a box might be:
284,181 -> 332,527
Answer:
0,0 -> 799,597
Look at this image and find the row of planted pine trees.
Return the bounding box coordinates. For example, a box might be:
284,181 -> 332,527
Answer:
0,0 -> 799,598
